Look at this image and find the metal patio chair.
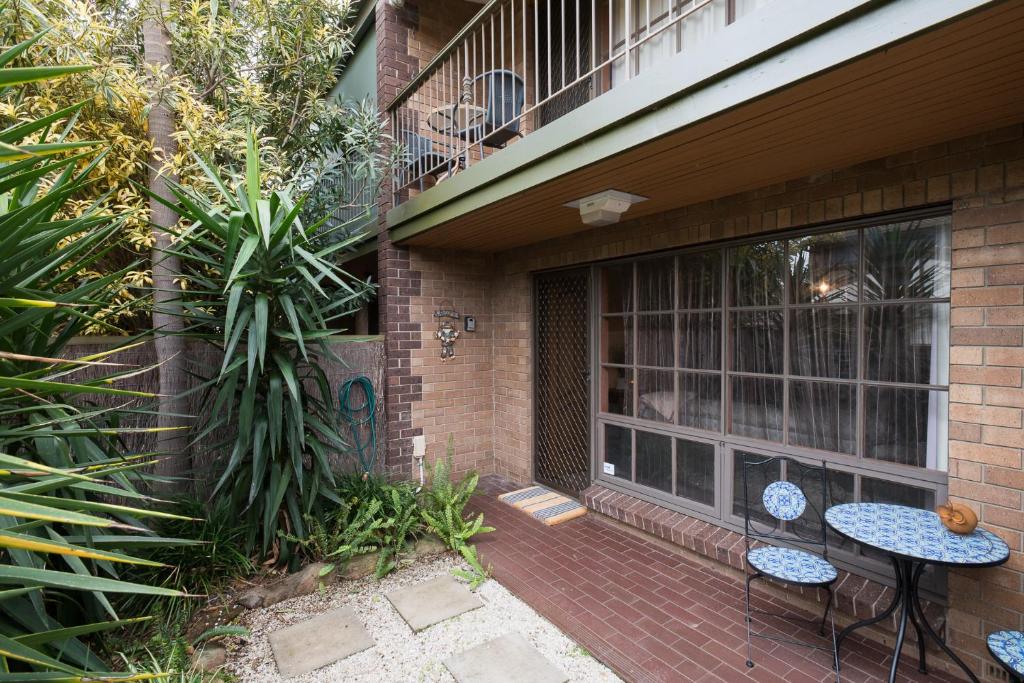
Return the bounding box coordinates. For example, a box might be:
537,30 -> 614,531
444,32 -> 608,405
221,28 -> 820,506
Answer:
741,454 -> 840,681
458,69 -> 525,153
400,132 -> 463,192
989,630 -> 1024,682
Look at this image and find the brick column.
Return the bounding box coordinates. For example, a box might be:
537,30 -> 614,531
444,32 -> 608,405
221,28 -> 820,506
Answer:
377,0 -> 423,478
947,132 -> 1024,673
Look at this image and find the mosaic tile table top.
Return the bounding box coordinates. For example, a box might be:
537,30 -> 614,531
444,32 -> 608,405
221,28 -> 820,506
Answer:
988,630 -> 1024,676
825,503 -> 1009,566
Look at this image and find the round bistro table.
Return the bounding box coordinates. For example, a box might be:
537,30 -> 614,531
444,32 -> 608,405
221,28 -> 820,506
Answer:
825,502 -> 1009,683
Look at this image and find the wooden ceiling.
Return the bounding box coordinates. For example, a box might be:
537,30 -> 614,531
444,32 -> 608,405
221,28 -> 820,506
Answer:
402,1 -> 1024,252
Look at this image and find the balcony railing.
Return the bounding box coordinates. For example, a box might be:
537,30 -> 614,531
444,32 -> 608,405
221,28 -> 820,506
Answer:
387,0 -> 770,205
310,163 -> 379,245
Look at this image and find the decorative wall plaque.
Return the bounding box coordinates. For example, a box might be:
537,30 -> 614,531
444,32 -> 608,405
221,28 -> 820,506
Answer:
434,300 -> 461,362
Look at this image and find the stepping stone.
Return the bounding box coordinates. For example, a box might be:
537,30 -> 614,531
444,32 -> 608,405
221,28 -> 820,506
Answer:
385,575 -> 483,632
444,633 -> 569,683
268,606 -> 373,678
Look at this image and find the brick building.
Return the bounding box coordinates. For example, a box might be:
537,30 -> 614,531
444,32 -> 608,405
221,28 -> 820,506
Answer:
333,0 -> 1024,678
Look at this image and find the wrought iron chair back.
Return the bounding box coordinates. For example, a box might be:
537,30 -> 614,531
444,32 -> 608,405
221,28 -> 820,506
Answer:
740,453 -> 830,556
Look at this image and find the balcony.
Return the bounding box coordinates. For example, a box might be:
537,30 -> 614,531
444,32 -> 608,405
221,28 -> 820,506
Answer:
385,0 -> 1024,250
388,0 -> 770,205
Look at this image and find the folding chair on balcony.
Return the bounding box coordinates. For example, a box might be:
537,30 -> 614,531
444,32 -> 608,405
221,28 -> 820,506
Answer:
740,454 -> 840,682
458,69 -> 525,155
400,132 -> 463,192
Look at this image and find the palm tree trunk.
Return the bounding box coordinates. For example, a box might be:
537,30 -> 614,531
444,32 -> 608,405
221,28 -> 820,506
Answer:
143,0 -> 188,491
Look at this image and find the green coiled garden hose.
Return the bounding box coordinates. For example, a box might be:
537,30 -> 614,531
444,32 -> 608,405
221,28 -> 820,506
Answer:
338,375 -> 377,474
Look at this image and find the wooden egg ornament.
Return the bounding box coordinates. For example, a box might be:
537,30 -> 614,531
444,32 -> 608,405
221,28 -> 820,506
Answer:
936,501 -> 978,535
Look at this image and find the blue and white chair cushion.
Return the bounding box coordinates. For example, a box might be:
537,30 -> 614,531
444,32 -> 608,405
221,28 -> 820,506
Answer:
762,480 -> 806,521
747,546 -> 837,585
989,630 -> 1024,675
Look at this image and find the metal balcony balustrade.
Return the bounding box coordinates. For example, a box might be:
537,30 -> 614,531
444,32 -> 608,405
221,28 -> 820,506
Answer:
387,0 -> 770,206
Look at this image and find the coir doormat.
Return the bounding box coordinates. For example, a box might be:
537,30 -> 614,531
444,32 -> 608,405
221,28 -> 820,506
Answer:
498,486 -> 587,526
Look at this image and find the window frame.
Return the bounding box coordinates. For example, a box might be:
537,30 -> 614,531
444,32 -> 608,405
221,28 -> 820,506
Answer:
588,207 -> 951,589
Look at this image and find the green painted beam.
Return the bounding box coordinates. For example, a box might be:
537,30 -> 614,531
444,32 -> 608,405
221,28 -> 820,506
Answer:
387,0 -> 1000,243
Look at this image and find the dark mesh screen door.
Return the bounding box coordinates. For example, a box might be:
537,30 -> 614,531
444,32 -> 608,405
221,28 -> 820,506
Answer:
534,268 -> 591,495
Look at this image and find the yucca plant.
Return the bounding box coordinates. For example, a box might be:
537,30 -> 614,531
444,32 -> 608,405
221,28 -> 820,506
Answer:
152,131 -> 375,561
0,34 -> 193,679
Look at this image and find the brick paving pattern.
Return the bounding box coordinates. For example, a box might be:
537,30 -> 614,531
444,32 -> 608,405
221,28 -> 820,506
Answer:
470,476 -> 964,683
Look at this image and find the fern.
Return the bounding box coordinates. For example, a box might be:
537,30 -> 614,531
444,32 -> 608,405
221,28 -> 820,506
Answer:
280,498 -> 383,565
420,434 -> 495,589
452,544 -> 491,591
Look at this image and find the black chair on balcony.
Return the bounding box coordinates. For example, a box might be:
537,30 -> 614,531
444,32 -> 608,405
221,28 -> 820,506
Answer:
401,132 -> 462,192
458,69 -> 525,152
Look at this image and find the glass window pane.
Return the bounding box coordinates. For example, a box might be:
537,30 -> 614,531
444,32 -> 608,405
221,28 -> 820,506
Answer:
678,372 -> 720,431
729,241 -> 785,307
860,477 -> 938,560
861,477 -> 936,509
730,376 -> 783,442
864,386 -> 948,470
603,424 -> 632,480
731,310 -> 783,374
790,307 -> 857,379
732,450 -> 780,520
679,251 -> 721,309
678,312 -> 721,370
864,304 -> 950,385
636,430 -> 673,493
601,315 -> 633,365
789,230 -> 859,303
638,257 -> 674,311
601,263 -> 633,313
601,366 -> 633,416
790,466 -> 855,549
638,314 -> 674,367
676,438 -> 715,506
638,369 -> 675,423
864,216 -> 951,301
789,381 -> 856,454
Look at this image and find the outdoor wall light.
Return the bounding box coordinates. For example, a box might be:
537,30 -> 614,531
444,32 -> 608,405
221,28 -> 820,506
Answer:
564,189 -> 648,227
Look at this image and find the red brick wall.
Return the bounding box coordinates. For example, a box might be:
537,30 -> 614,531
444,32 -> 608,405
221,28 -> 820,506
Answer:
378,3 -> 1024,674
407,248 -> 495,478
377,0 -> 423,478
481,123 -> 1024,676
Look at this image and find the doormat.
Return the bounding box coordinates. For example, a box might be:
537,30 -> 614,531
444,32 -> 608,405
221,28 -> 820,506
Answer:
498,486 -> 587,526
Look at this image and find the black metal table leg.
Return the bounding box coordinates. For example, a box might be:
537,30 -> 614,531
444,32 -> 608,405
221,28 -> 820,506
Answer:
908,562 -> 980,683
835,556 -> 904,656
887,559 -> 914,683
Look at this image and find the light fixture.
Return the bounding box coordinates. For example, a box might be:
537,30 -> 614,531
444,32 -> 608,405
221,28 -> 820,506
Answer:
817,280 -> 831,295
564,189 -> 648,227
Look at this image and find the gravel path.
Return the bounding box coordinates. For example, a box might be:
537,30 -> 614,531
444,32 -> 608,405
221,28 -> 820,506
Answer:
226,554 -> 622,682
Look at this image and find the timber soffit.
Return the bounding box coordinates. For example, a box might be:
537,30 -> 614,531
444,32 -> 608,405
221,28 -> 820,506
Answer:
385,0 -> 1003,242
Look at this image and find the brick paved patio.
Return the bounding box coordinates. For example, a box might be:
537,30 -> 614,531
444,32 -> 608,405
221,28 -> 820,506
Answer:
469,475 -> 964,683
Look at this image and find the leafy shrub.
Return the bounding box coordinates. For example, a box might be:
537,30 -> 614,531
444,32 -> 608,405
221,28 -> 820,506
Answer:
334,473 -> 424,577
281,497 -> 382,567
0,38 -> 188,678
420,437 -> 494,552
162,131 -> 376,562
117,496 -> 255,629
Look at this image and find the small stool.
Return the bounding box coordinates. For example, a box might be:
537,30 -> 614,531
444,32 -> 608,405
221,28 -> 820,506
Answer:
988,631 -> 1024,682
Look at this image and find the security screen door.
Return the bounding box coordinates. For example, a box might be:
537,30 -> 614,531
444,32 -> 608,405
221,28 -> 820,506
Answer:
534,268 -> 592,495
